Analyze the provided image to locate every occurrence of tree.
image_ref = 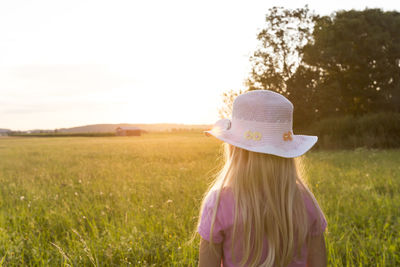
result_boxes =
[247,6,315,96]
[220,6,315,128]
[221,8,400,129]
[302,9,400,117]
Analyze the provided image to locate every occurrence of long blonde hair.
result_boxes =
[198,143,322,267]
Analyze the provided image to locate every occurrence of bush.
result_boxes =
[309,112,400,149]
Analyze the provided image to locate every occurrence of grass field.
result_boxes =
[0,133,399,266]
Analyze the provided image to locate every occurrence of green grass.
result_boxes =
[0,133,399,266]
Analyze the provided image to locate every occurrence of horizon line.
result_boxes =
[1,121,215,132]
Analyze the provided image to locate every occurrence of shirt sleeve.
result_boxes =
[303,191,327,236]
[197,190,225,243]
[309,200,327,236]
[311,213,327,236]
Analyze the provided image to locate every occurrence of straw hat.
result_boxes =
[205,90,317,158]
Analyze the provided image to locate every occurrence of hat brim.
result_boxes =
[205,129,317,158]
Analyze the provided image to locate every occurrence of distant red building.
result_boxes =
[115,127,141,136]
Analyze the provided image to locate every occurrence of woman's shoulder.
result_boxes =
[198,187,235,242]
[204,187,235,210]
[203,187,235,225]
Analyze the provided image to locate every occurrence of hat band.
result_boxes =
[230,117,292,142]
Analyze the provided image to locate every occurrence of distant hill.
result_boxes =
[57,123,211,133]
[0,128,10,132]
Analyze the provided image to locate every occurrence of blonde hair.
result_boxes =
[198,143,323,267]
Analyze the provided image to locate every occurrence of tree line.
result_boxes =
[222,7,400,134]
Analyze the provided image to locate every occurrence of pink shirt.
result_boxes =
[198,188,327,267]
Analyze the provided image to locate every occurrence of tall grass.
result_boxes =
[0,133,399,266]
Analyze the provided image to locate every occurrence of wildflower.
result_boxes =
[74,192,78,196]
[20,196,25,200]
[166,199,173,204]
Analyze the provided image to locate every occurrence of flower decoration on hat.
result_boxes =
[206,118,231,137]
[244,130,262,141]
[245,130,253,140]
[283,131,293,141]
[253,131,262,141]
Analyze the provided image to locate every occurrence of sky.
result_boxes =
[1,0,399,130]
